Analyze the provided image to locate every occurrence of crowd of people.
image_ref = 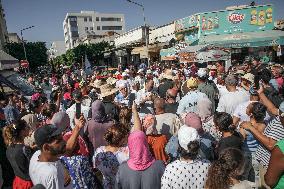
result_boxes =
[0,57,284,189]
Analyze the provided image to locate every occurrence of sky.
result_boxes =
[3,0,284,46]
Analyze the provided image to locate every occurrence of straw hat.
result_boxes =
[106,77,117,85]
[186,77,198,89]
[242,73,255,83]
[162,69,174,80]
[91,80,103,88]
[100,84,118,98]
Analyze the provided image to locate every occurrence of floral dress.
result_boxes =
[60,155,100,189]
[93,146,129,189]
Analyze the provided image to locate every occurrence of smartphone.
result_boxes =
[128,93,135,108]
[75,103,81,119]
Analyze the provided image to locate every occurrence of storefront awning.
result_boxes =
[178,44,208,53]
[199,30,284,48]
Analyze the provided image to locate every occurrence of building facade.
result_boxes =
[0,0,8,50]
[48,41,66,60]
[7,33,21,43]
[63,11,125,50]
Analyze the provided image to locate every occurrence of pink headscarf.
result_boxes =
[127,131,155,171]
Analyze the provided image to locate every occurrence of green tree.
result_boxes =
[5,42,48,72]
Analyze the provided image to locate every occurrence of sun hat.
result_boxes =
[91,80,103,88]
[197,68,208,78]
[106,77,117,85]
[242,73,254,83]
[100,84,118,98]
[178,126,200,151]
[186,77,198,89]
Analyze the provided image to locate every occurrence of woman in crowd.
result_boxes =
[197,97,222,141]
[86,100,114,155]
[115,104,165,189]
[93,125,129,189]
[142,114,168,164]
[3,120,33,189]
[239,102,266,184]
[60,128,100,189]
[214,112,243,156]
[41,103,57,124]
[206,148,253,189]
[161,125,210,188]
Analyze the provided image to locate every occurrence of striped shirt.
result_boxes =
[256,116,284,167]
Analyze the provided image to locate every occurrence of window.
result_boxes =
[69,17,77,22]
[102,26,122,30]
[85,27,88,31]
[70,26,78,31]
[90,27,93,31]
[101,17,122,22]
[96,17,99,21]
[97,26,100,30]
[89,17,92,22]
[84,17,88,22]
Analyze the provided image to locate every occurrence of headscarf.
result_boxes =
[196,98,212,121]
[51,111,70,131]
[142,114,157,135]
[184,112,202,132]
[91,100,109,123]
[127,131,155,171]
[63,131,89,157]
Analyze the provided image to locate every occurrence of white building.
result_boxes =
[48,41,66,60]
[63,11,125,50]
[114,26,147,47]
[7,33,21,43]
[0,0,8,49]
[149,22,175,45]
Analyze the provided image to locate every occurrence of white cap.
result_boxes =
[125,69,130,73]
[146,70,152,74]
[178,126,200,151]
[197,68,208,78]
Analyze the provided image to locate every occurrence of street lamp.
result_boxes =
[20,26,35,61]
[126,0,149,67]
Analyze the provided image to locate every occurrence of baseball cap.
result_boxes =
[34,124,63,148]
[197,68,208,78]
[242,73,255,83]
[225,75,238,86]
[186,78,198,89]
[178,126,200,151]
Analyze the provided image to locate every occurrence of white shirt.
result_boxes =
[66,103,90,129]
[217,89,249,115]
[29,150,71,189]
[177,90,209,115]
[233,101,255,124]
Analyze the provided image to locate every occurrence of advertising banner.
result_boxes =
[200,5,274,36]
[175,15,200,32]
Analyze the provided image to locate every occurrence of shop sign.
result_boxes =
[200,4,274,36]
[228,12,245,24]
[175,14,199,32]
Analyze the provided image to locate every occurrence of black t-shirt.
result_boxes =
[217,132,243,155]
[164,103,178,114]
[6,144,33,181]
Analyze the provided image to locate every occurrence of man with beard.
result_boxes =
[29,124,71,188]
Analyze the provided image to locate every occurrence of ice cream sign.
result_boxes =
[228,12,245,24]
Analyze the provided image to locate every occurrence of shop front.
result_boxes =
[197,4,283,63]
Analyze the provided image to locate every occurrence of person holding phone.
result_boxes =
[66,90,91,130]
